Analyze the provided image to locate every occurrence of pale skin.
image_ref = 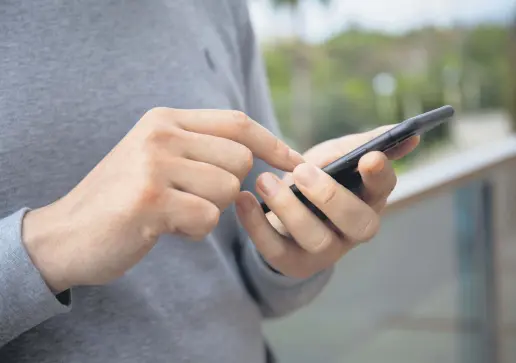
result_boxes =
[237,127,419,279]
[22,108,419,293]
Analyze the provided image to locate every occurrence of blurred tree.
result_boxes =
[462,25,510,110]
[263,19,511,160]
[270,0,331,150]
[510,13,516,130]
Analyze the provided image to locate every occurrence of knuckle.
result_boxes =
[142,107,181,131]
[313,230,334,253]
[145,106,175,120]
[199,204,220,233]
[272,137,288,158]
[136,180,163,210]
[239,147,254,174]
[144,129,168,146]
[232,110,251,130]
[143,126,184,150]
[142,107,168,125]
[319,183,339,206]
[272,137,281,154]
[226,175,242,199]
[140,224,162,244]
[355,213,380,242]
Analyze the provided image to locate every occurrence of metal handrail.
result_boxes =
[386,135,516,213]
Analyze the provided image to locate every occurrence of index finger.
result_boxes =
[170,108,304,171]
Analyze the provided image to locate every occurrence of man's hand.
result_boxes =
[22,108,304,293]
[236,126,419,279]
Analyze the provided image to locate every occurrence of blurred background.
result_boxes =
[248,0,516,362]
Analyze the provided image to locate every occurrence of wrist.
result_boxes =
[22,204,71,294]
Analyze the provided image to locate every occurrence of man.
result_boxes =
[0,1,418,362]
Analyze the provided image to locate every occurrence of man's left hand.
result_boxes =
[235,125,420,279]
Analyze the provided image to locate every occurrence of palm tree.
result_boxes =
[270,0,331,150]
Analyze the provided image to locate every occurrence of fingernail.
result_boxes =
[258,173,280,197]
[236,195,254,214]
[288,149,305,167]
[294,163,321,188]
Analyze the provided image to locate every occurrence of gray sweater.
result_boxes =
[0,1,332,362]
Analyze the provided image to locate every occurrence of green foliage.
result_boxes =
[263,23,512,150]
[463,25,511,110]
[510,17,516,130]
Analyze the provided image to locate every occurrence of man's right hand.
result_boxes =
[22,108,303,293]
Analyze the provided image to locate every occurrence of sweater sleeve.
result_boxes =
[236,4,333,319]
[0,208,71,347]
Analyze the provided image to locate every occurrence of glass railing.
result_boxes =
[264,136,516,363]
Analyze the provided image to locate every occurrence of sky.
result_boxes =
[249,0,515,43]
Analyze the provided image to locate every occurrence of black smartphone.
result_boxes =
[260,105,455,220]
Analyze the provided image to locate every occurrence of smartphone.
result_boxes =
[260,105,455,220]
